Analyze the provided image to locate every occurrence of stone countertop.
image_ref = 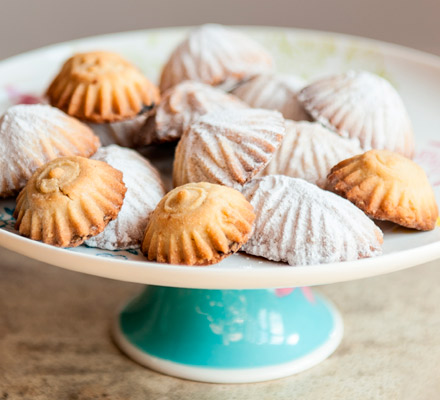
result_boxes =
[1,247,439,399]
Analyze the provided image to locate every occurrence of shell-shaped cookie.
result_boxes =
[0,104,100,198]
[136,81,248,146]
[231,73,310,121]
[326,149,439,230]
[85,145,165,250]
[298,70,414,158]
[14,156,127,247]
[242,175,383,265]
[141,182,255,265]
[159,24,274,93]
[46,51,160,123]
[173,108,286,189]
[262,121,363,187]
[88,114,148,148]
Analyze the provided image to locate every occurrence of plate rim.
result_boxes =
[1,227,439,289]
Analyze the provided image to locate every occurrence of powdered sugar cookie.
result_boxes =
[242,175,383,265]
[159,24,274,92]
[0,104,100,198]
[232,73,309,121]
[137,81,247,146]
[85,145,165,250]
[173,108,286,189]
[298,70,414,158]
[261,120,363,187]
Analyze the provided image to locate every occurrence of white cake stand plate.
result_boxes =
[1,26,440,383]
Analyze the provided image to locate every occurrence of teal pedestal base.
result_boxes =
[113,286,343,383]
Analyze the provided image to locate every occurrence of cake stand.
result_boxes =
[1,26,440,383]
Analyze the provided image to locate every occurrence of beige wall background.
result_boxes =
[1,0,440,59]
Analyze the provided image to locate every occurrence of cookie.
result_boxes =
[231,73,309,121]
[159,24,274,92]
[173,108,286,189]
[326,149,438,230]
[298,70,414,158]
[242,175,383,265]
[14,156,126,247]
[46,51,160,123]
[0,104,100,198]
[141,182,255,265]
[85,145,165,250]
[136,80,247,146]
[261,120,363,187]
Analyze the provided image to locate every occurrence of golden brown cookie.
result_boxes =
[46,51,160,123]
[0,104,100,198]
[326,149,438,230]
[141,182,255,265]
[159,24,274,92]
[14,156,127,247]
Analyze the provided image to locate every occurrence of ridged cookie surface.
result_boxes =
[14,156,126,247]
[173,108,286,189]
[327,149,438,230]
[242,175,383,265]
[142,182,255,265]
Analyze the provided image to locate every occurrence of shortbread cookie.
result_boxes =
[327,149,438,230]
[261,121,363,187]
[159,24,274,92]
[85,145,165,250]
[136,81,248,146]
[231,73,309,121]
[173,108,286,189]
[0,104,100,198]
[242,175,383,265]
[298,70,414,158]
[14,156,126,247]
[141,182,255,265]
[47,51,160,123]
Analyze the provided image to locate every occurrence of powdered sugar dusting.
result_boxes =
[137,81,248,146]
[262,120,363,187]
[173,108,286,189]
[0,104,99,197]
[242,175,383,266]
[85,145,165,250]
[232,73,310,121]
[298,70,414,158]
[160,24,274,92]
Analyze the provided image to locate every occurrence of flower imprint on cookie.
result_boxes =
[36,159,81,194]
[164,184,208,213]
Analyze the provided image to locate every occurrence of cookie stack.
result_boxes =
[1,24,437,267]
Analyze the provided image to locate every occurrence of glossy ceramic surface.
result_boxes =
[113,286,343,383]
[0,27,440,289]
